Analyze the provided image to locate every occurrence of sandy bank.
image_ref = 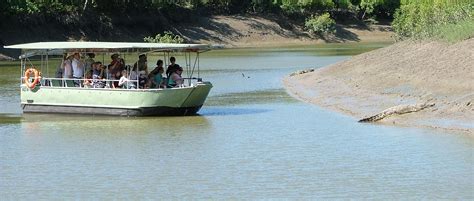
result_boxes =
[178,15,393,48]
[284,39,474,134]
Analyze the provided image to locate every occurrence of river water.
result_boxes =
[1,43,473,199]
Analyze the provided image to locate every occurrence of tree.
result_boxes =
[359,0,376,20]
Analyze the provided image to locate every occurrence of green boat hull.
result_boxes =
[20,82,213,116]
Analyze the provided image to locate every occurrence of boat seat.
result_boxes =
[50,80,62,87]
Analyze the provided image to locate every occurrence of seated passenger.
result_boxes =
[92,62,105,88]
[118,70,136,89]
[167,67,184,88]
[166,56,180,78]
[83,71,93,88]
[149,60,165,88]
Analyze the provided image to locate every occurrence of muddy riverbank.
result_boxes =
[284,39,474,134]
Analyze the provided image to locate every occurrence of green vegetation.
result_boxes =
[0,0,399,18]
[1,0,472,42]
[433,19,474,42]
[144,31,185,43]
[305,13,336,34]
[392,0,474,42]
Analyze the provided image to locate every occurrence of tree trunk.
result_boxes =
[83,0,88,11]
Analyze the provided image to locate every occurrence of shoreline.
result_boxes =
[184,15,394,48]
[283,39,474,135]
[1,15,394,58]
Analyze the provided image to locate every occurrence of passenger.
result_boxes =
[62,53,73,79]
[166,56,180,78]
[167,67,184,88]
[84,53,95,74]
[129,65,138,84]
[118,70,136,89]
[92,62,105,88]
[148,60,165,88]
[108,53,125,87]
[55,53,67,78]
[72,52,85,87]
[133,54,148,89]
[83,71,93,88]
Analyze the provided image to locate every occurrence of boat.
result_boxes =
[4,41,215,116]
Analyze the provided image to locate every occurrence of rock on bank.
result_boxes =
[284,39,474,134]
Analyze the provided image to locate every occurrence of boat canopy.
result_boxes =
[4,41,212,50]
[4,41,220,59]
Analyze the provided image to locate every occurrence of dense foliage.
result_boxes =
[392,0,474,41]
[304,13,336,34]
[0,0,399,19]
[2,0,472,42]
[143,31,185,43]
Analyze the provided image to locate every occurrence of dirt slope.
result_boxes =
[284,39,474,134]
[0,14,393,57]
[177,15,393,47]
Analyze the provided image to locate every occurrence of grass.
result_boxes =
[433,19,474,43]
[393,1,473,42]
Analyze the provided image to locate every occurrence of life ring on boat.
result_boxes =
[24,68,41,89]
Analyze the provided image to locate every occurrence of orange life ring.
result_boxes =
[24,68,41,89]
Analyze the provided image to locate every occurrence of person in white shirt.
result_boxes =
[71,53,85,87]
[118,70,136,89]
[72,53,84,78]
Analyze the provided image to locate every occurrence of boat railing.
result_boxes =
[21,77,138,89]
[21,77,204,89]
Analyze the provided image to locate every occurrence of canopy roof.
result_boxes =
[5,42,220,59]
[4,41,213,51]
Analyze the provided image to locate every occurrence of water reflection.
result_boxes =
[0,113,22,124]
[200,107,271,116]
[20,114,212,135]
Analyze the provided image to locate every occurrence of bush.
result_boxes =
[392,1,474,41]
[433,19,474,43]
[299,0,335,11]
[144,31,185,43]
[280,0,302,15]
[304,13,336,34]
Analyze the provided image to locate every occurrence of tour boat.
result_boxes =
[4,41,215,116]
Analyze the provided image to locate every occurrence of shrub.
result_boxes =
[304,13,336,34]
[144,31,185,43]
[433,19,474,43]
[359,0,376,19]
[392,1,474,41]
[281,1,302,16]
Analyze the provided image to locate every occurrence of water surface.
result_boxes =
[1,43,472,199]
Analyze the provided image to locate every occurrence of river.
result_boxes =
[0,43,472,199]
